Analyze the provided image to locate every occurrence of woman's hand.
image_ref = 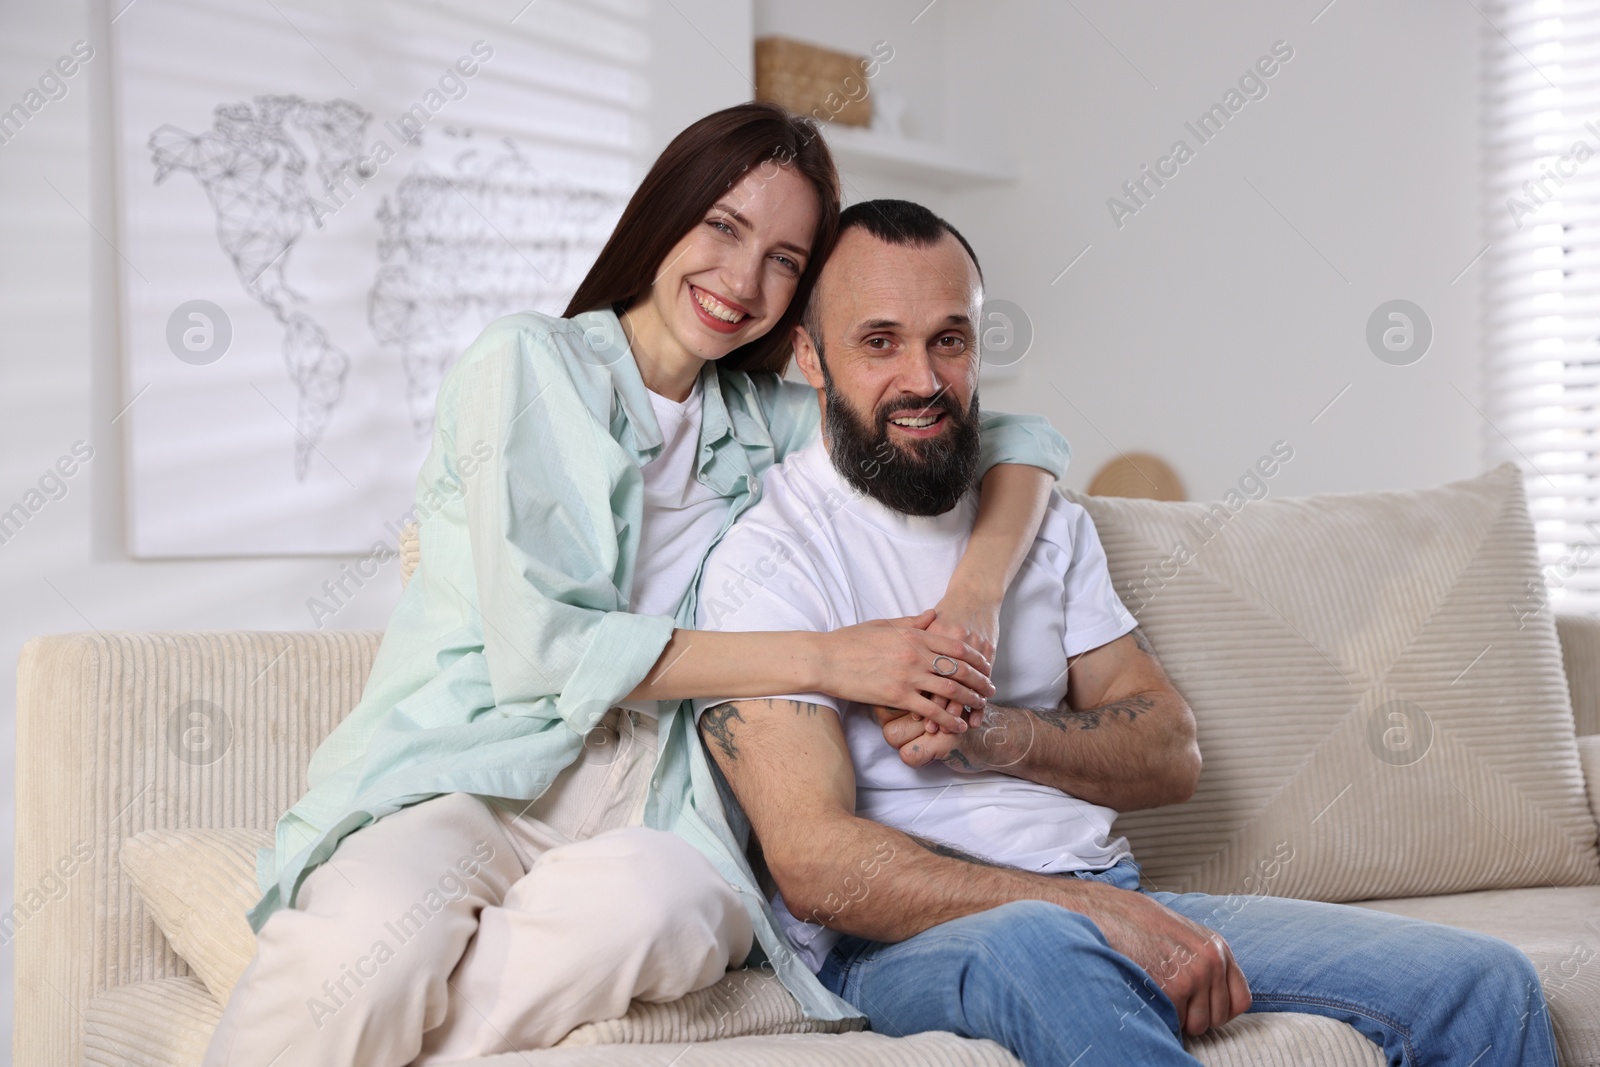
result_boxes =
[820,609,994,732]
[917,578,1005,733]
[930,579,1002,667]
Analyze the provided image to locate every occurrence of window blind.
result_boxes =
[1485,0,1600,615]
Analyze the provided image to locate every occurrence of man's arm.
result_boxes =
[885,627,1201,810]
[698,697,1247,1036]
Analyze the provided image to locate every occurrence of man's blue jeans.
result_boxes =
[816,859,1558,1066]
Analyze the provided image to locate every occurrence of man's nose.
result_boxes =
[892,344,944,398]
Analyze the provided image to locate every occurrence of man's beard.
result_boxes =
[822,364,981,517]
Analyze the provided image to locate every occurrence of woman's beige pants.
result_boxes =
[203,709,752,1066]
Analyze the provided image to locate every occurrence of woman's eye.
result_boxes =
[772,254,800,273]
[707,218,734,235]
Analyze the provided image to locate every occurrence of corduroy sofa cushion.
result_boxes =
[82,974,1394,1067]
[119,828,273,1005]
[1062,461,1600,901]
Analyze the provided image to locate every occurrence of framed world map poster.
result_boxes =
[112,0,645,555]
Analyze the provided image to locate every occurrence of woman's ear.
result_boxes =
[792,323,826,389]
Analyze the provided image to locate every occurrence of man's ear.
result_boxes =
[792,323,827,390]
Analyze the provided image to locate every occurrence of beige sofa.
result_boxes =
[14,462,1600,1066]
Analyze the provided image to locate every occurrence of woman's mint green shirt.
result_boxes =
[249,308,1070,1021]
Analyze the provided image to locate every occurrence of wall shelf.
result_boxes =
[821,123,1018,189]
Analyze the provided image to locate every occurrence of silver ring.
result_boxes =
[932,655,959,677]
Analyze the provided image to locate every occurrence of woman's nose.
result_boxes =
[722,248,764,301]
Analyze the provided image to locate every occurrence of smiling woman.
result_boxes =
[564,105,838,383]
[208,102,1074,1067]
[617,163,821,399]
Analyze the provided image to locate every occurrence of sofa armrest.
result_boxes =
[13,631,381,1067]
[1556,613,1600,737]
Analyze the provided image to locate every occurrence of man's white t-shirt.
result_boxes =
[693,436,1139,971]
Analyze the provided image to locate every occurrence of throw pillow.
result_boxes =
[1062,461,1600,901]
[120,828,271,1005]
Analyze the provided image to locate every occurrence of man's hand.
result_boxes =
[873,629,1201,810]
[872,705,985,771]
[1070,879,1252,1036]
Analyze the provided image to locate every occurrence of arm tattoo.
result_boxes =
[904,831,1007,870]
[1035,629,1159,734]
[942,747,976,771]
[1034,693,1155,732]
[699,702,745,762]
[699,698,824,763]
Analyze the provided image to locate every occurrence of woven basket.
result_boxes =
[755,36,873,128]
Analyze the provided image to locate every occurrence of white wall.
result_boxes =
[0,0,750,1050]
[757,0,1485,501]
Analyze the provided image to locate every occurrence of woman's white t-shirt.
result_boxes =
[628,376,727,617]
[611,375,720,716]
[614,378,727,721]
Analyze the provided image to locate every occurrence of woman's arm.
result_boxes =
[930,409,1067,668]
[624,611,995,730]
[630,466,1062,724]
[935,462,1057,663]
[670,468,1054,735]
[924,411,1068,728]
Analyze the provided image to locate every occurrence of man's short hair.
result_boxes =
[801,199,984,354]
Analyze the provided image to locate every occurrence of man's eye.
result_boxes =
[866,337,890,349]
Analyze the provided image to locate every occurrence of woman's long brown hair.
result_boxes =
[564,102,840,375]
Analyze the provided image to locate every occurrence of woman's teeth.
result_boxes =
[694,288,746,323]
[890,414,940,428]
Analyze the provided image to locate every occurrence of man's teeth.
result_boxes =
[694,288,746,323]
[890,414,940,428]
